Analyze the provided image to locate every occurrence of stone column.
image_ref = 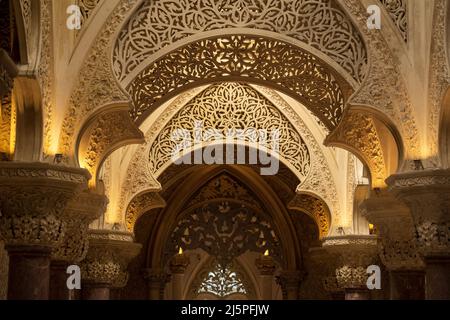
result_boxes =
[276,271,303,300]
[169,252,190,300]
[144,269,171,300]
[0,163,90,300]
[361,193,425,300]
[49,192,108,300]
[323,236,378,300]
[388,170,450,300]
[81,230,142,300]
[255,254,276,300]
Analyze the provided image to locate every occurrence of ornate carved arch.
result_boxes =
[76,104,144,187]
[113,0,368,84]
[325,107,402,188]
[288,193,332,239]
[125,191,166,232]
[147,166,302,271]
[128,34,353,130]
[149,82,311,180]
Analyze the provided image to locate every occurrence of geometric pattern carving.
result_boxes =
[380,0,408,42]
[325,110,387,188]
[197,262,247,298]
[288,194,332,239]
[125,192,166,232]
[149,82,311,179]
[113,0,367,83]
[129,35,350,130]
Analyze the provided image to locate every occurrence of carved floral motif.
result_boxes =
[113,0,367,84]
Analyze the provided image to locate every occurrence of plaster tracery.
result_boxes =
[113,0,367,84]
[149,82,311,180]
[288,194,331,239]
[165,174,282,266]
[326,110,387,188]
[197,262,248,298]
[380,0,408,42]
[342,0,419,158]
[129,35,350,130]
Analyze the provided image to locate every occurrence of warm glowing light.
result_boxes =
[179,247,184,255]
[369,224,375,235]
[264,250,270,257]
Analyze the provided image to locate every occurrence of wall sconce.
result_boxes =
[413,160,424,171]
[53,153,63,164]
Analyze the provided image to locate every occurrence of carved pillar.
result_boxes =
[0,163,90,300]
[144,269,171,300]
[81,230,141,300]
[276,271,303,300]
[255,254,276,300]
[388,170,450,300]
[361,194,425,300]
[323,236,378,300]
[169,252,190,300]
[49,192,108,300]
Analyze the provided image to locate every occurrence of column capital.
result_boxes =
[52,192,109,263]
[322,236,378,290]
[387,169,450,257]
[81,230,141,288]
[0,163,90,249]
[360,194,424,271]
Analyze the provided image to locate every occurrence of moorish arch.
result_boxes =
[144,165,304,272]
[58,0,406,197]
[112,82,348,230]
[113,0,368,84]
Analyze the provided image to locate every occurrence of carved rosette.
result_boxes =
[387,170,450,258]
[81,230,142,288]
[0,163,90,249]
[323,236,378,290]
[52,192,109,263]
